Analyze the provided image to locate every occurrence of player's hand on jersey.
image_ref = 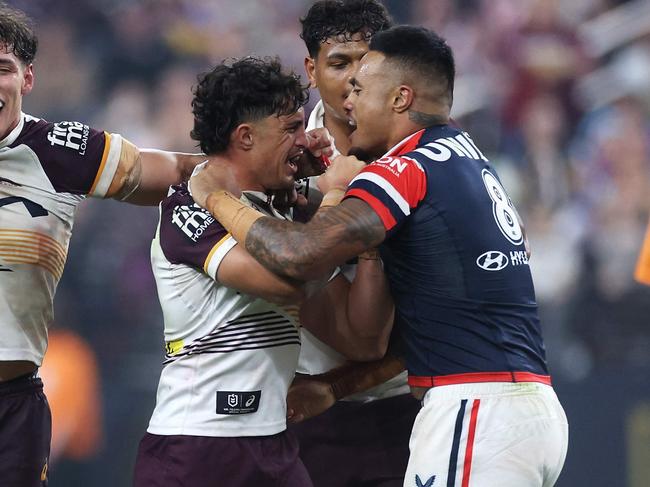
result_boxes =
[286,374,337,423]
[296,128,334,179]
[272,185,307,213]
[190,163,241,209]
[317,154,366,195]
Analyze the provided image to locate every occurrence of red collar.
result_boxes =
[383,129,426,158]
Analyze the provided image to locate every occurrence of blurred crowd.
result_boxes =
[9,0,650,483]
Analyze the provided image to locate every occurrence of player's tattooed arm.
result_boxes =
[245,197,386,281]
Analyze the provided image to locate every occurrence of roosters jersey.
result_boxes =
[297,100,409,400]
[0,113,123,365]
[148,173,301,437]
[344,125,548,379]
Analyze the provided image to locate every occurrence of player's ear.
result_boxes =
[304,57,317,88]
[232,123,254,151]
[392,85,413,114]
[21,64,34,95]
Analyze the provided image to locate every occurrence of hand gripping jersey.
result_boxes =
[148,175,301,437]
[344,125,549,382]
[297,100,409,400]
[0,113,123,365]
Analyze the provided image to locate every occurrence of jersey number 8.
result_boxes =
[481,169,523,245]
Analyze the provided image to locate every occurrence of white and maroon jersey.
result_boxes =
[0,113,123,365]
[147,173,301,437]
[297,100,409,401]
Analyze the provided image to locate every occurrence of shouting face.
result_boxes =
[249,108,308,191]
[345,50,395,161]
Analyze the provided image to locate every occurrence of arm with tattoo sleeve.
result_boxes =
[221,196,386,281]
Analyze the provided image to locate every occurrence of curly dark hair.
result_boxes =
[0,3,37,65]
[371,26,455,104]
[300,0,392,58]
[191,57,309,155]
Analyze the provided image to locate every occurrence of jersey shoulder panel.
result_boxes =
[158,183,233,277]
[345,154,427,232]
[10,115,120,196]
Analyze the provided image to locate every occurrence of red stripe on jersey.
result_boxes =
[363,158,427,208]
[461,399,481,487]
[345,188,397,230]
[407,371,552,387]
[387,129,425,157]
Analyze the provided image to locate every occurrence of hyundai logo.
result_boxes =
[476,251,509,271]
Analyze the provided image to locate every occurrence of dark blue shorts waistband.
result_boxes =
[0,372,42,396]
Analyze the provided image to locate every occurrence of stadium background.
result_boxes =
[8,0,650,485]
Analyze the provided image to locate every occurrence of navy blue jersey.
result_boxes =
[344,125,548,379]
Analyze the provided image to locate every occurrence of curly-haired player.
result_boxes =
[133,56,394,487]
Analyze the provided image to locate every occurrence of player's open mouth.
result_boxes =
[0,100,4,111]
[287,150,303,172]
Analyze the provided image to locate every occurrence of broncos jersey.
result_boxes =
[0,113,123,365]
[147,172,301,437]
[344,125,548,382]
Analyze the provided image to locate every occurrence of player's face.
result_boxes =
[306,33,369,127]
[0,46,33,141]
[345,51,394,161]
[252,108,307,191]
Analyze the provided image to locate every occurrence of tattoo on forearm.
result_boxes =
[245,200,384,279]
[408,110,447,127]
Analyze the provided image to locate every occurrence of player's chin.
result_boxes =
[348,145,372,163]
[277,176,296,189]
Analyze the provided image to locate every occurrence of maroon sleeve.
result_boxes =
[159,185,231,271]
[12,117,110,195]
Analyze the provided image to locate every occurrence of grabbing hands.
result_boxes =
[286,374,337,423]
[317,154,367,195]
[296,127,335,180]
[190,163,241,209]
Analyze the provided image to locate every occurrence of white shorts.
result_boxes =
[405,382,568,487]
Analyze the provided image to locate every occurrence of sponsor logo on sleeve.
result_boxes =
[47,121,90,155]
[171,203,215,242]
[216,391,261,415]
[375,156,409,176]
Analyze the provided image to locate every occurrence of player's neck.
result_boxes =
[322,111,352,156]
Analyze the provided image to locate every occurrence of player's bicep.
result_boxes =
[299,273,348,342]
[217,244,306,305]
[108,145,204,205]
[105,138,141,202]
